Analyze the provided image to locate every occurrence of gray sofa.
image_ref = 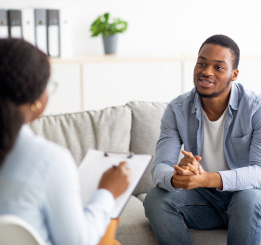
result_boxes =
[30,101,227,245]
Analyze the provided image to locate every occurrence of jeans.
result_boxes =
[144,187,261,245]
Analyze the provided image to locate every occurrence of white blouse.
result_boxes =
[0,125,115,245]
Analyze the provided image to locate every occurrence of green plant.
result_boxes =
[90,13,128,38]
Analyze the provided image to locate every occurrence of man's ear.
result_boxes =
[232,69,239,81]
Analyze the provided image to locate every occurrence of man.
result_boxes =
[144,34,261,245]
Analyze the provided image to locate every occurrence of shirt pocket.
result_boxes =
[230,133,252,164]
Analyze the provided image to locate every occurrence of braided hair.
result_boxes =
[0,38,50,163]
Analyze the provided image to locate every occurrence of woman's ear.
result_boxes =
[30,89,48,121]
[19,88,49,123]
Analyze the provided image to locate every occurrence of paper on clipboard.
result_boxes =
[78,149,152,219]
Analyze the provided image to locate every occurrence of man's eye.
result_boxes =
[216,66,224,70]
[197,62,204,67]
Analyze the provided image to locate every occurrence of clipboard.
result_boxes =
[78,149,152,219]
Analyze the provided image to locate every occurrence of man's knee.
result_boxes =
[229,189,261,218]
[144,187,175,217]
[227,189,261,244]
[144,187,168,210]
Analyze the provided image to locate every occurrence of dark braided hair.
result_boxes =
[198,34,240,69]
[0,38,50,163]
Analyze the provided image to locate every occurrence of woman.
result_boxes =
[0,38,130,245]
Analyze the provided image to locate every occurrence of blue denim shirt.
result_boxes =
[152,82,261,192]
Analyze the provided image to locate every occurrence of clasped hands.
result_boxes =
[172,150,206,189]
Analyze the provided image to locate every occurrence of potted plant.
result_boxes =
[90,13,128,54]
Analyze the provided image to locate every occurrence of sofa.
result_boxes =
[30,101,227,245]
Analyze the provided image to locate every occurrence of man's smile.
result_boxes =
[198,77,215,88]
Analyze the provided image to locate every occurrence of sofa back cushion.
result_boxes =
[127,101,167,195]
[30,106,132,165]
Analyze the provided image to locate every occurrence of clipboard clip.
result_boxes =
[104,152,134,158]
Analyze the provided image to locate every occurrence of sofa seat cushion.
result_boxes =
[116,196,158,245]
[190,229,227,245]
[30,106,132,165]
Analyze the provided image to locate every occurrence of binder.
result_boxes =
[35,9,47,54]
[47,9,60,57]
[78,149,152,219]
[22,9,35,45]
[0,10,8,38]
[59,9,73,58]
[8,10,22,38]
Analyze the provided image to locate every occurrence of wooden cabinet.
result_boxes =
[46,56,183,114]
[82,59,182,110]
[45,56,261,115]
[237,59,261,91]
[44,62,81,114]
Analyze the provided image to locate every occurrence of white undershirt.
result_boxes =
[200,108,229,172]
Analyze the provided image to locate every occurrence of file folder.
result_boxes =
[47,9,60,57]
[22,9,35,45]
[59,9,73,58]
[8,10,22,38]
[0,10,8,38]
[35,9,47,54]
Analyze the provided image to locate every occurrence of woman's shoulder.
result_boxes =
[22,125,71,158]
[4,125,76,181]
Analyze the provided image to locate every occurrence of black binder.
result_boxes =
[7,10,22,38]
[0,9,8,38]
[47,9,60,57]
[35,9,47,53]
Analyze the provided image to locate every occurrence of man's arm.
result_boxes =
[219,106,261,191]
[152,104,183,192]
[173,106,261,192]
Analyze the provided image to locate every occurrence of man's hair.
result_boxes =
[198,34,240,69]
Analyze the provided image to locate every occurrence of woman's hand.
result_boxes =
[98,162,131,199]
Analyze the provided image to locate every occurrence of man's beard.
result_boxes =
[195,78,232,99]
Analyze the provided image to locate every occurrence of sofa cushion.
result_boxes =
[30,106,132,165]
[116,196,158,245]
[127,101,167,155]
[190,229,227,245]
[127,101,167,196]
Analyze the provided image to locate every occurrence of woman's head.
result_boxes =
[0,38,50,163]
[0,38,50,104]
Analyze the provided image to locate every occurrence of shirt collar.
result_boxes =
[228,82,239,111]
[191,88,201,113]
[192,82,239,113]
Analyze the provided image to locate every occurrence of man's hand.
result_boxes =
[178,150,204,175]
[172,168,223,189]
[172,167,206,189]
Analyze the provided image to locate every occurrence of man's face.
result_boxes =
[193,44,238,99]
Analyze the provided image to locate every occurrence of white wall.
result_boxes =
[2,0,261,113]
[2,0,261,57]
